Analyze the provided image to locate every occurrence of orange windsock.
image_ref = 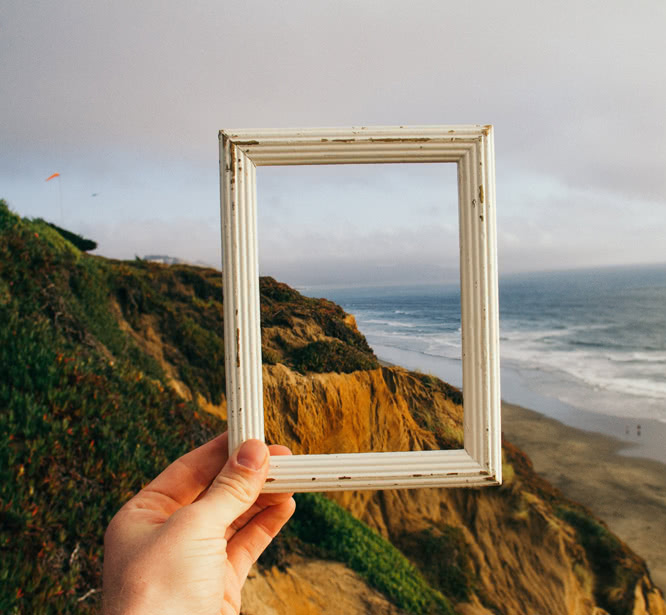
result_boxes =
[45,173,60,182]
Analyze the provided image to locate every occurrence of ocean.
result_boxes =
[301,264,666,462]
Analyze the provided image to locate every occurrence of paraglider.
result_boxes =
[45,172,60,182]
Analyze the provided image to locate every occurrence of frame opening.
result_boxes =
[257,161,463,455]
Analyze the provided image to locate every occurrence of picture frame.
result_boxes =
[219,125,500,492]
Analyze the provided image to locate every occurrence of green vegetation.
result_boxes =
[412,371,463,406]
[260,276,380,371]
[0,200,450,613]
[1,200,654,614]
[0,200,224,613]
[287,493,455,615]
[396,525,476,602]
[44,221,98,251]
[292,339,380,374]
[556,505,644,615]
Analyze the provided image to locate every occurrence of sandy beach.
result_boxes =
[502,402,666,594]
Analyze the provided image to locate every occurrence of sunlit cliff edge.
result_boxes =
[1,200,664,614]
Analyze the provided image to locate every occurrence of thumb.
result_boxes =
[194,439,270,530]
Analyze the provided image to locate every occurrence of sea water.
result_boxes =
[301,264,666,459]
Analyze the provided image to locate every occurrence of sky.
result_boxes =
[1,0,665,288]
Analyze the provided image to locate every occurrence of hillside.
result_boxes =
[1,199,664,615]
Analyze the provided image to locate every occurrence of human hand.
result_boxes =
[102,433,295,615]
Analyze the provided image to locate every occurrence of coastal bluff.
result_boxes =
[257,365,665,615]
[1,201,663,614]
[109,255,665,613]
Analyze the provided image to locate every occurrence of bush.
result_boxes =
[0,201,225,613]
[397,525,476,602]
[292,339,379,374]
[45,221,97,252]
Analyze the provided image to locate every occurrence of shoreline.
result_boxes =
[378,354,666,592]
[374,343,666,465]
[501,401,666,594]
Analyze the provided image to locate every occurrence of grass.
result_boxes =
[1,199,655,614]
[286,493,455,615]
[396,524,476,603]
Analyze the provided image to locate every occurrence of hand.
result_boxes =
[102,433,295,615]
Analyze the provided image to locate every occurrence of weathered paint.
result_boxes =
[218,125,500,492]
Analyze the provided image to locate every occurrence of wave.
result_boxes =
[370,323,666,404]
[337,274,666,421]
[500,344,666,402]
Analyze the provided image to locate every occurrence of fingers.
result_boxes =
[224,444,294,541]
[226,497,296,585]
[128,433,229,513]
[192,439,271,530]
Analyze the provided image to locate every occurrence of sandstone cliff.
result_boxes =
[257,364,665,615]
[106,259,665,615]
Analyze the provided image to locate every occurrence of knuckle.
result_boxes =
[212,472,257,505]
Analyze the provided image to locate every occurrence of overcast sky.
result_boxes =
[2,0,665,287]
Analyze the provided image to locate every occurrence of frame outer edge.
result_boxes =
[222,135,265,452]
[220,126,501,489]
[220,134,239,449]
[475,138,490,472]
[484,128,502,482]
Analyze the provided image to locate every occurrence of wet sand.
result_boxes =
[502,402,666,593]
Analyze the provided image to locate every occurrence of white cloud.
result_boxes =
[1,0,665,282]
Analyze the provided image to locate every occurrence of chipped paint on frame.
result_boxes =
[218,125,500,492]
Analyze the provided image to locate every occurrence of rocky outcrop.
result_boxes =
[242,557,407,615]
[257,364,665,615]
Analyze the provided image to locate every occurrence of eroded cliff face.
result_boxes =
[257,364,665,615]
[262,364,460,455]
[105,265,664,615]
[242,557,407,615]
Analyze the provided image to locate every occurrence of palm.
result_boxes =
[103,433,295,615]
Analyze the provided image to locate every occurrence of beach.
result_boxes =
[502,401,666,594]
[311,270,666,594]
[375,355,666,591]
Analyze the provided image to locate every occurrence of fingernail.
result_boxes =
[236,439,268,471]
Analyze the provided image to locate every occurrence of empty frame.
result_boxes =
[219,125,501,492]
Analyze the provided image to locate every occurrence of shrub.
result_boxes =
[397,525,476,602]
[45,221,97,252]
[292,339,379,374]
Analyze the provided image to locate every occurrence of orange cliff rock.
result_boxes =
[262,364,458,455]
[256,364,665,615]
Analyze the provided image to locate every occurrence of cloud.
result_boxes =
[1,0,665,280]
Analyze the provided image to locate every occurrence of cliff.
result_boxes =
[1,200,664,614]
[257,365,665,615]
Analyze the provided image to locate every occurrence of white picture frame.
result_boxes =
[219,125,501,492]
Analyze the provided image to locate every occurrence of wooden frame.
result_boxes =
[219,125,500,492]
